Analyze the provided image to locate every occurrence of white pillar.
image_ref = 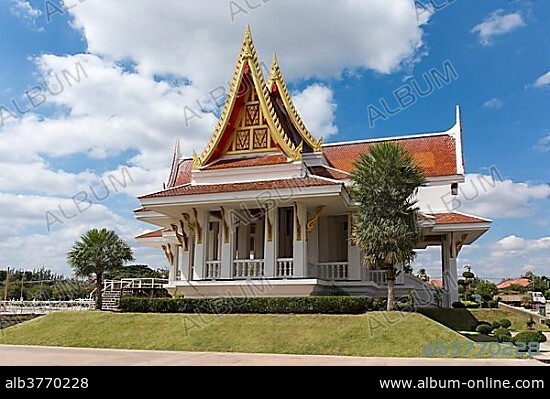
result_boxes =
[442,233,459,308]
[264,207,277,278]
[193,209,209,280]
[221,208,234,279]
[348,214,361,280]
[169,245,179,284]
[307,213,319,279]
[180,244,190,281]
[293,203,308,278]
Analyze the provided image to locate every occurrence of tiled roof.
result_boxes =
[205,154,289,170]
[432,213,491,225]
[140,177,340,200]
[429,280,444,288]
[136,229,165,239]
[309,166,350,181]
[497,278,531,290]
[323,134,458,177]
[173,159,194,187]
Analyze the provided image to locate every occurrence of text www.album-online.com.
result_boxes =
[380,378,545,390]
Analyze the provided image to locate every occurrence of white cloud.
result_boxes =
[66,0,428,89]
[536,135,550,153]
[533,71,550,88]
[0,1,435,275]
[453,174,550,219]
[10,0,43,31]
[292,84,338,139]
[471,10,525,46]
[483,98,503,110]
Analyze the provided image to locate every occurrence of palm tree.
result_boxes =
[351,142,426,311]
[67,229,134,310]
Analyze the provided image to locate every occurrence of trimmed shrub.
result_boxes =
[513,331,547,351]
[487,300,499,309]
[499,319,512,329]
[462,301,481,309]
[493,328,512,343]
[452,302,465,309]
[119,297,394,315]
[476,323,494,335]
[372,298,387,311]
[492,321,501,329]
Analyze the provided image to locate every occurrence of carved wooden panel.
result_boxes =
[236,130,250,151]
[253,128,268,149]
[245,104,260,126]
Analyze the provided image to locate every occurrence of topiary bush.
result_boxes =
[492,321,501,329]
[475,322,494,335]
[513,331,547,351]
[120,297,386,315]
[452,301,466,309]
[487,300,499,309]
[462,301,481,309]
[498,319,512,329]
[493,328,512,343]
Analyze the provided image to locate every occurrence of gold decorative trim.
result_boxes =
[349,213,357,247]
[294,202,302,242]
[170,223,188,251]
[306,206,325,240]
[195,26,302,168]
[193,208,203,244]
[182,212,202,244]
[268,53,323,152]
[220,207,230,244]
[162,244,175,266]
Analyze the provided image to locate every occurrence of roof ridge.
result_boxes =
[323,132,451,147]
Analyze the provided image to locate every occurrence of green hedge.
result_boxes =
[119,297,413,315]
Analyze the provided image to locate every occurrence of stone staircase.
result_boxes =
[101,291,121,311]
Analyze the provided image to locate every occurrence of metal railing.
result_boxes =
[0,300,95,315]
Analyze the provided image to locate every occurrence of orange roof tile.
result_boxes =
[136,229,165,239]
[429,280,444,288]
[323,135,458,177]
[173,159,194,187]
[205,154,289,170]
[309,166,350,181]
[432,213,490,225]
[497,278,531,290]
[141,177,340,200]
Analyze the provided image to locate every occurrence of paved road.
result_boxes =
[0,346,546,366]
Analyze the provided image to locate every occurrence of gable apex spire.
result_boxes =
[268,53,323,153]
[193,26,304,169]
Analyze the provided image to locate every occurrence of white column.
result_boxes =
[180,244,190,282]
[264,207,277,278]
[193,209,209,280]
[169,245,179,284]
[348,214,361,281]
[220,208,234,279]
[307,213,319,279]
[442,233,459,308]
[293,203,308,278]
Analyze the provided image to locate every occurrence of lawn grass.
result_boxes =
[420,308,549,332]
[0,312,521,358]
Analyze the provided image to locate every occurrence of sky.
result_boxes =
[0,0,548,281]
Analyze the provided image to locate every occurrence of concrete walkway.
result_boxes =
[0,345,546,366]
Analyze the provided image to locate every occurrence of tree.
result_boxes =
[67,229,134,310]
[476,281,498,302]
[416,268,430,282]
[351,142,426,311]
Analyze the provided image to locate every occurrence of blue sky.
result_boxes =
[0,0,548,280]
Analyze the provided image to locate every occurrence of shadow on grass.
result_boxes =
[419,308,479,332]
